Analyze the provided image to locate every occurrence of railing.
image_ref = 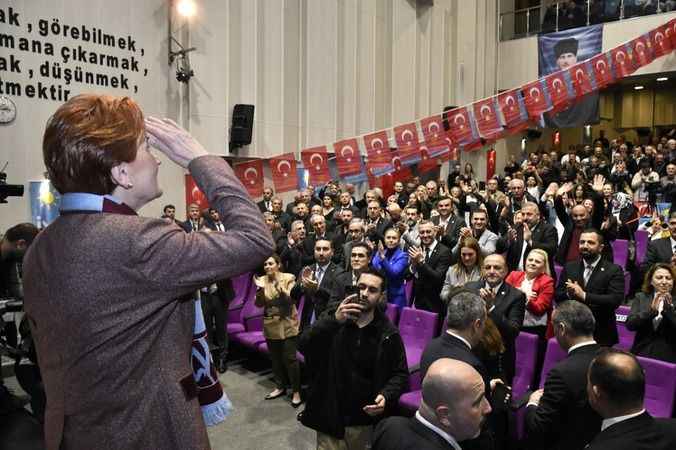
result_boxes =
[500,0,676,41]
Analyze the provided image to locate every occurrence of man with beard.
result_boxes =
[180,203,203,233]
[331,242,373,308]
[555,229,624,346]
[298,268,408,449]
[409,221,452,317]
[432,196,466,255]
[453,209,498,259]
[257,186,274,213]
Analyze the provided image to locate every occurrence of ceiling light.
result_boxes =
[176,0,196,18]
[656,77,668,82]
[634,85,644,90]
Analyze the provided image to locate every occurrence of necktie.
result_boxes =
[315,266,325,285]
[583,264,593,286]
[424,247,431,262]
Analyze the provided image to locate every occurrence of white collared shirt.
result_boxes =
[568,340,597,355]
[447,331,472,350]
[485,281,504,313]
[415,412,462,450]
[601,409,645,431]
[671,237,676,253]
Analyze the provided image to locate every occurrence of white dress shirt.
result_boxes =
[601,409,645,431]
[568,340,597,355]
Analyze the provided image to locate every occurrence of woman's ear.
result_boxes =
[111,163,133,189]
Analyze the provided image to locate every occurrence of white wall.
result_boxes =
[0,0,184,232]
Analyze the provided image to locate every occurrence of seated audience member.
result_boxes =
[497,202,558,274]
[372,359,491,450]
[371,228,409,309]
[466,254,526,383]
[505,249,555,340]
[254,255,302,407]
[586,349,676,450]
[453,209,498,259]
[643,211,676,269]
[626,263,676,363]
[298,268,408,449]
[279,220,310,277]
[525,302,602,450]
[409,220,452,317]
[556,229,624,347]
[440,237,482,304]
[291,238,343,330]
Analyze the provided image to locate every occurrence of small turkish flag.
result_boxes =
[420,115,447,147]
[544,71,575,112]
[590,53,614,88]
[668,17,676,48]
[269,153,298,193]
[333,138,362,176]
[522,79,552,119]
[473,97,503,140]
[446,107,479,146]
[233,159,265,198]
[569,62,597,98]
[630,34,655,68]
[301,146,331,186]
[498,89,528,130]
[185,175,209,210]
[486,148,496,180]
[650,23,673,58]
[610,45,637,78]
[394,122,421,164]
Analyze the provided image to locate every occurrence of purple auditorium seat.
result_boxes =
[614,305,635,351]
[398,390,422,416]
[612,239,629,270]
[385,303,399,325]
[635,230,649,265]
[232,314,265,350]
[538,338,567,389]
[637,356,676,418]
[228,296,263,344]
[398,307,439,369]
[513,333,539,440]
[229,272,254,310]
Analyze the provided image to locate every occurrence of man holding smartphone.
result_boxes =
[298,268,409,450]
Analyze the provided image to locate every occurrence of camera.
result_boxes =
[0,169,24,203]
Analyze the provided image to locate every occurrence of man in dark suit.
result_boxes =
[205,208,226,232]
[643,212,676,269]
[496,202,558,274]
[466,254,526,383]
[180,202,203,233]
[409,220,452,317]
[525,301,602,450]
[257,186,274,213]
[303,214,337,262]
[586,349,676,450]
[279,220,311,277]
[364,200,392,245]
[291,238,343,330]
[555,228,624,347]
[330,242,372,311]
[431,196,466,257]
[342,219,368,271]
[270,197,292,232]
[372,359,492,450]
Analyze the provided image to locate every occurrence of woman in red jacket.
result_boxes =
[505,248,555,340]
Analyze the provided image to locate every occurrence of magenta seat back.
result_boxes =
[615,305,635,350]
[637,356,676,418]
[611,239,629,269]
[398,307,439,349]
[385,303,399,325]
[229,272,255,310]
[635,230,649,264]
[514,332,538,398]
[539,338,567,389]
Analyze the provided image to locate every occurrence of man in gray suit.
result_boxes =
[644,212,676,269]
[452,209,498,259]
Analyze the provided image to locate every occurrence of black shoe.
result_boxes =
[216,359,227,374]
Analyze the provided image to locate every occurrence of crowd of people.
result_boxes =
[2,90,676,450]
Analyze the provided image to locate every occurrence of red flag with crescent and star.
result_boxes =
[420,115,447,147]
[233,159,265,198]
[185,175,209,210]
[486,148,496,180]
[544,71,575,112]
[521,79,552,119]
[668,17,676,48]
[393,122,421,164]
[590,53,614,87]
[446,107,479,146]
[473,97,503,141]
[417,145,437,173]
[333,138,362,176]
[269,153,298,193]
[650,23,673,57]
[301,146,331,186]
[568,61,597,98]
[610,45,637,78]
[363,130,391,165]
[497,89,529,130]
[629,34,655,68]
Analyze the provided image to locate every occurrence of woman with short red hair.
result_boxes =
[23,94,274,450]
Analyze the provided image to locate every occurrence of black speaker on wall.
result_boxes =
[230,104,255,150]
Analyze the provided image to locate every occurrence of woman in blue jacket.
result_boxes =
[371,227,409,308]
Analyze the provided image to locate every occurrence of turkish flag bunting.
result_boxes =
[522,79,552,119]
[650,24,673,57]
[668,17,676,48]
[394,122,421,164]
[630,34,655,68]
[269,153,299,193]
[610,45,637,78]
[333,138,362,176]
[497,89,528,129]
[569,61,597,98]
[446,107,479,146]
[420,115,447,147]
[473,97,504,140]
[234,159,265,198]
[301,146,332,186]
[545,71,575,111]
[486,148,496,180]
[185,175,209,210]
[364,130,391,160]
[590,53,614,87]
[390,148,413,180]
[417,145,438,173]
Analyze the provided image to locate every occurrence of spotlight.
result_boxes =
[176,0,196,18]
[656,77,668,82]
[634,85,644,90]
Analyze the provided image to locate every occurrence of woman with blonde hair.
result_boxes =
[440,236,482,303]
[254,254,302,407]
